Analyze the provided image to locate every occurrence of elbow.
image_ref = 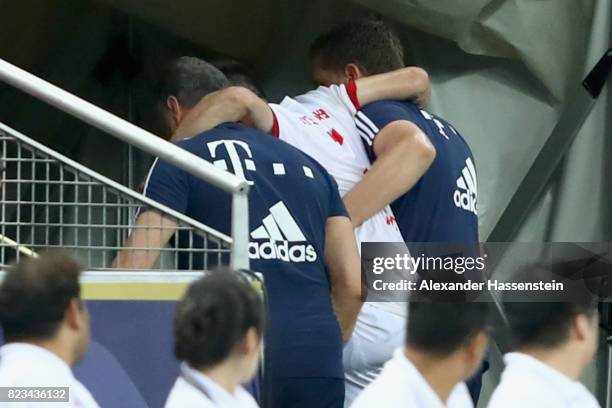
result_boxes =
[395,129,436,164]
[418,136,436,164]
[404,66,431,106]
[411,66,430,88]
[411,138,436,171]
[411,67,430,90]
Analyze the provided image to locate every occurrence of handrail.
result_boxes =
[0,58,251,269]
[0,58,249,194]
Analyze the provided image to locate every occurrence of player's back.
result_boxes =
[144,122,345,378]
[358,101,479,245]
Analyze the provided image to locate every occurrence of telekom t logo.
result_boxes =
[207,140,256,185]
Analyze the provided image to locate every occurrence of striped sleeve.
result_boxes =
[357,101,418,161]
[355,110,381,149]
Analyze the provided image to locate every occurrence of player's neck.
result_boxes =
[518,345,583,381]
[405,347,462,404]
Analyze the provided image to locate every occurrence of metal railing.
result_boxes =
[0,123,233,270]
[0,58,251,270]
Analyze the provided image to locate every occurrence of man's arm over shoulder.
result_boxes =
[345,101,435,226]
[173,86,309,152]
[173,66,430,142]
[311,67,430,119]
[173,87,274,141]
[355,67,430,108]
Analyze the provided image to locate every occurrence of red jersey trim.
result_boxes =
[271,110,280,138]
[345,79,361,110]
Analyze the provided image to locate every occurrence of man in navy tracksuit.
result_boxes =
[355,100,479,247]
[115,57,362,408]
[309,20,485,402]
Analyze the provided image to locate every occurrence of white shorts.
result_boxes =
[343,303,406,407]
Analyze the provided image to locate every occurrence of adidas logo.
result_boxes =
[453,157,478,215]
[249,201,317,263]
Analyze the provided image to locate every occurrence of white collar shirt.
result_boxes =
[0,343,100,408]
[164,363,259,408]
[487,352,600,408]
[350,348,474,408]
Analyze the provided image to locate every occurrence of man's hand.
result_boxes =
[112,211,178,269]
[343,120,435,227]
[172,87,274,141]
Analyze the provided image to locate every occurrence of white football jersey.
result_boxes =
[268,83,403,246]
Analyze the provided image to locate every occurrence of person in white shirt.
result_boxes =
[164,269,263,408]
[351,293,491,408]
[0,252,100,408]
[488,261,601,408]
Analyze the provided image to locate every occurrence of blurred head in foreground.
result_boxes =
[0,252,90,366]
[352,294,490,407]
[407,298,491,384]
[503,261,599,377]
[174,269,265,384]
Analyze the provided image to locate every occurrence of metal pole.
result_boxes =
[231,191,250,270]
[0,58,252,270]
[0,58,249,195]
[0,233,38,258]
[607,336,612,408]
[0,123,231,243]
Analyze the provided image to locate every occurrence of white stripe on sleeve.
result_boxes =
[356,111,380,134]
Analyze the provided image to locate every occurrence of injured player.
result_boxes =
[171,64,435,405]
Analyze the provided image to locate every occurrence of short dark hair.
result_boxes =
[159,56,230,108]
[407,300,490,355]
[212,59,265,98]
[0,252,82,342]
[309,20,405,75]
[174,269,265,369]
[503,262,598,349]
